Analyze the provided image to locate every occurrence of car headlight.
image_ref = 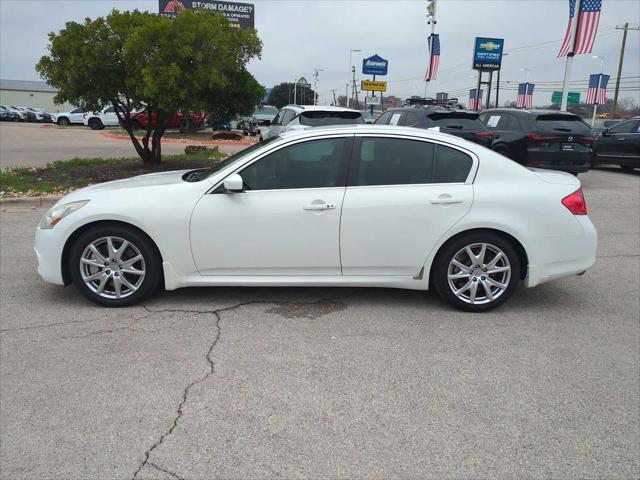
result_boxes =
[38,200,89,229]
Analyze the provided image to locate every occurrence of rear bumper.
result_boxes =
[524,216,598,287]
[525,152,592,173]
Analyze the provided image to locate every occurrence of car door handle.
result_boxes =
[303,202,336,211]
[430,197,464,205]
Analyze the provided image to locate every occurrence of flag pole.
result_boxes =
[424,0,437,98]
[560,0,582,111]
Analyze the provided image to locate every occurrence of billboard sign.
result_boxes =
[361,80,387,92]
[362,54,389,76]
[159,1,255,29]
[472,37,504,71]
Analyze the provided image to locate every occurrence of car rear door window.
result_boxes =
[428,113,484,130]
[240,137,349,190]
[433,145,474,183]
[353,137,435,186]
[496,113,519,130]
[609,120,639,134]
[402,111,421,127]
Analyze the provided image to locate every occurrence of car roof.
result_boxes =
[482,108,580,117]
[282,105,361,114]
[384,106,478,115]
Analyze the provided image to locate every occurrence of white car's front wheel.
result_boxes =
[69,225,162,307]
[433,233,521,312]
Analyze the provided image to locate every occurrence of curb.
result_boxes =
[99,131,256,147]
[0,195,62,208]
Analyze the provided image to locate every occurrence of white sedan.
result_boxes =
[34,125,597,311]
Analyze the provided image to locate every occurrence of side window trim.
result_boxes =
[347,133,479,187]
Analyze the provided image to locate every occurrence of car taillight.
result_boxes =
[527,133,561,141]
[576,135,594,144]
[562,187,587,215]
[474,131,493,137]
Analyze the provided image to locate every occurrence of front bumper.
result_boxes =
[34,226,67,285]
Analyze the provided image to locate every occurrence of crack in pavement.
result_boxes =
[131,290,359,480]
[148,461,185,480]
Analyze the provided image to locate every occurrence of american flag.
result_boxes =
[558,0,602,57]
[516,83,535,109]
[425,34,440,81]
[585,73,610,104]
[468,89,483,110]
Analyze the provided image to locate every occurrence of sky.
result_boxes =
[1,0,639,107]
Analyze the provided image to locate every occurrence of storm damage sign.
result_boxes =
[159,0,255,29]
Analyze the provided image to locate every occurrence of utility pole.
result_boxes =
[424,0,437,98]
[313,68,324,106]
[351,66,357,107]
[612,23,639,117]
[331,89,337,106]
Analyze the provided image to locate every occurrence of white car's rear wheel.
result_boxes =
[433,233,521,312]
[69,225,162,307]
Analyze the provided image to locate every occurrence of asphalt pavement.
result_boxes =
[0,168,638,479]
[0,123,246,169]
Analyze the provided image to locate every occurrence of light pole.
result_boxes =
[591,55,605,127]
[348,48,362,107]
[519,68,531,84]
[313,68,324,106]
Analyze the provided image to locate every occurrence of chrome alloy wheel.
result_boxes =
[79,236,146,299]
[447,243,511,305]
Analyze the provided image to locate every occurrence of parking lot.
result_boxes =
[0,123,246,169]
[0,167,638,478]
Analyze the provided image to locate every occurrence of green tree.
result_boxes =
[37,9,263,166]
[268,82,316,109]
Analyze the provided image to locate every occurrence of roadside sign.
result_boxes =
[551,91,580,104]
[296,77,311,87]
[365,96,381,105]
[361,80,387,92]
[159,0,255,29]
[362,54,389,76]
[472,37,504,71]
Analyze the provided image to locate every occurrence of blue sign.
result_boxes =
[362,54,389,76]
[473,37,504,71]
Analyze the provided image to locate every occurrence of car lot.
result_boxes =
[0,167,638,478]
[0,123,246,169]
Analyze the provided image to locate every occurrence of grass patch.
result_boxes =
[0,151,227,196]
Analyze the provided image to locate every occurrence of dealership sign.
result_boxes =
[361,80,387,92]
[472,37,504,71]
[362,54,389,76]
[159,0,255,29]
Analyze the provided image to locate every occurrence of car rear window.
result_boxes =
[298,111,365,126]
[535,114,591,134]
[428,113,485,130]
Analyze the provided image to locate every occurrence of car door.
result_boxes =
[596,120,640,161]
[340,135,475,276]
[190,135,352,276]
[69,107,85,123]
[101,106,121,126]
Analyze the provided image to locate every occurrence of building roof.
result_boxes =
[0,79,58,93]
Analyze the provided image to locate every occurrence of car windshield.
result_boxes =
[184,137,279,182]
[428,113,484,130]
[535,114,591,134]
[298,111,364,126]
[255,106,278,116]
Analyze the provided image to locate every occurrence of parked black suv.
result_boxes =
[592,118,640,171]
[479,109,593,174]
[374,106,493,148]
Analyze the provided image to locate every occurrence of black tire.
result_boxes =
[88,118,104,130]
[432,232,521,312]
[68,224,163,307]
[57,117,70,127]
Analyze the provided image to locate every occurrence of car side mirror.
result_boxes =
[601,129,610,136]
[223,173,244,193]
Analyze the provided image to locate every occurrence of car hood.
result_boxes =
[62,170,191,201]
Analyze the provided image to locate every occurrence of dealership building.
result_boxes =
[0,79,74,112]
